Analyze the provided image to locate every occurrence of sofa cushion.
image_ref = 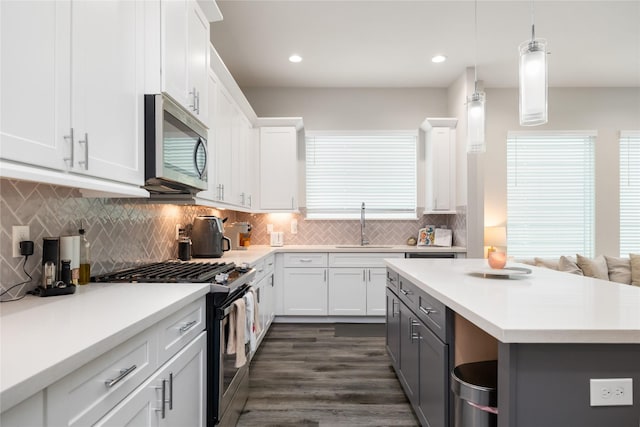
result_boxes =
[534,257,559,270]
[558,256,583,275]
[576,254,609,280]
[630,254,640,287]
[604,255,632,285]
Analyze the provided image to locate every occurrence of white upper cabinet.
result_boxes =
[0,0,146,192]
[159,0,209,121]
[259,127,298,211]
[0,0,71,171]
[422,118,458,213]
[71,0,145,185]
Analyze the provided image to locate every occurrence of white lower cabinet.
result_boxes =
[283,268,328,315]
[95,331,206,427]
[45,299,206,427]
[327,253,404,317]
[0,391,44,426]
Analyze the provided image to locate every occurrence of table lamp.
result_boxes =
[484,226,506,258]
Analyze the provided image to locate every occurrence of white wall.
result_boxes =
[243,87,448,130]
[484,87,640,256]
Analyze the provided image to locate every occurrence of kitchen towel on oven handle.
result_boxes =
[244,289,262,353]
[226,299,247,368]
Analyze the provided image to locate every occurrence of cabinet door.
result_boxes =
[328,268,366,315]
[259,127,297,210]
[231,111,248,206]
[366,268,387,316]
[93,384,158,427]
[385,289,401,368]
[161,0,188,106]
[426,126,455,212]
[162,332,206,427]
[283,268,327,315]
[417,322,448,427]
[399,303,419,403]
[71,0,144,185]
[186,1,208,120]
[0,0,71,171]
[215,85,235,202]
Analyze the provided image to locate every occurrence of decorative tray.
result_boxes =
[468,266,532,278]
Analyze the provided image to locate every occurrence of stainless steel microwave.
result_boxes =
[143,93,208,194]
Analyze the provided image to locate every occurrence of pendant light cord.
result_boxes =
[474,0,478,93]
[530,0,536,41]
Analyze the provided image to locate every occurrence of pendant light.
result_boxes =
[467,0,486,153]
[519,0,548,126]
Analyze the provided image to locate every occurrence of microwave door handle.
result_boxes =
[193,137,207,179]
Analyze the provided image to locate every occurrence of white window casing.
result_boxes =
[620,131,640,257]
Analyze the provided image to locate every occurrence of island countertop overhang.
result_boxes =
[385,258,640,344]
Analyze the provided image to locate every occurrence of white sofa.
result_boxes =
[522,254,640,287]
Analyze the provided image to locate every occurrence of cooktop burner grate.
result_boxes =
[92,261,238,283]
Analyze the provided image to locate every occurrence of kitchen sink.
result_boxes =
[334,245,395,249]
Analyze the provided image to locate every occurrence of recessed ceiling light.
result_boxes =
[431,55,447,63]
[289,54,302,63]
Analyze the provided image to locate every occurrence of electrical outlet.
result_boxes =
[590,378,633,406]
[291,219,298,234]
[267,224,273,234]
[175,224,183,240]
[12,225,30,258]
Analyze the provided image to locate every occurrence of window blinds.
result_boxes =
[305,132,417,219]
[620,131,640,257]
[506,131,596,258]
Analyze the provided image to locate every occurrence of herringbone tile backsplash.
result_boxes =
[1,178,465,299]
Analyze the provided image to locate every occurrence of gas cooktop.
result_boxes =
[91,260,250,286]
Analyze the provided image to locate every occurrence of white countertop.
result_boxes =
[385,258,640,344]
[0,282,210,412]
[211,244,466,266]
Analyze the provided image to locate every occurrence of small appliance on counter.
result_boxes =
[191,216,231,258]
[270,231,284,247]
[227,222,252,250]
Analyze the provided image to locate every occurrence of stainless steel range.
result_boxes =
[93,260,256,427]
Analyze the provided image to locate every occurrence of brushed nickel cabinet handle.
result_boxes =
[168,372,173,410]
[78,132,89,170]
[179,320,197,333]
[63,128,74,167]
[105,364,137,388]
[419,306,438,316]
[155,379,167,418]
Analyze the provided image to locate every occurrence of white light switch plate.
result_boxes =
[291,219,298,234]
[12,225,30,258]
[590,378,633,406]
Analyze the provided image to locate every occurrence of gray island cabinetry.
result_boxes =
[385,258,640,427]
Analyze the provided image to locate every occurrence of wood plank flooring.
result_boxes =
[237,323,419,427]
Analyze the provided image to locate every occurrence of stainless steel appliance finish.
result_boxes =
[226,222,252,250]
[92,260,256,427]
[191,216,231,258]
[144,93,208,194]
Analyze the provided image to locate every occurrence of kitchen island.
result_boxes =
[385,258,640,427]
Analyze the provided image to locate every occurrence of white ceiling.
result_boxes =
[210,0,640,89]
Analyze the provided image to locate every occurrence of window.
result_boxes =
[620,131,640,257]
[305,132,417,219]
[506,131,596,258]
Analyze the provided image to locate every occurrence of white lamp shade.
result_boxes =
[467,91,486,153]
[484,226,507,247]
[519,39,548,126]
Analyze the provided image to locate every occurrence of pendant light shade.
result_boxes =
[519,39,548,125]
[467,0,486,154]
[467,91,486,153]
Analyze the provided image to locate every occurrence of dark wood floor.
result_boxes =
[237,323,419,427]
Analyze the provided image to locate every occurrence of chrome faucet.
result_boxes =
[360,202,369,246]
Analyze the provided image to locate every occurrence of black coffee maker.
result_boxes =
[191,216,231,258]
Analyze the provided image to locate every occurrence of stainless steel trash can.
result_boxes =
[451,360,498,427]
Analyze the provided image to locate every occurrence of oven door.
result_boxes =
[207,288,251,427]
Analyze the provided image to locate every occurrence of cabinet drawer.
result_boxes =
[263,254,275,275]
[386,269,399,292]
[252,258,267,282]
[157,299,205,364]
[398,275,418,306]
[283,253,328,267]
[416,291,448,342]
[329,252,404,268]
[46,329,158,427]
